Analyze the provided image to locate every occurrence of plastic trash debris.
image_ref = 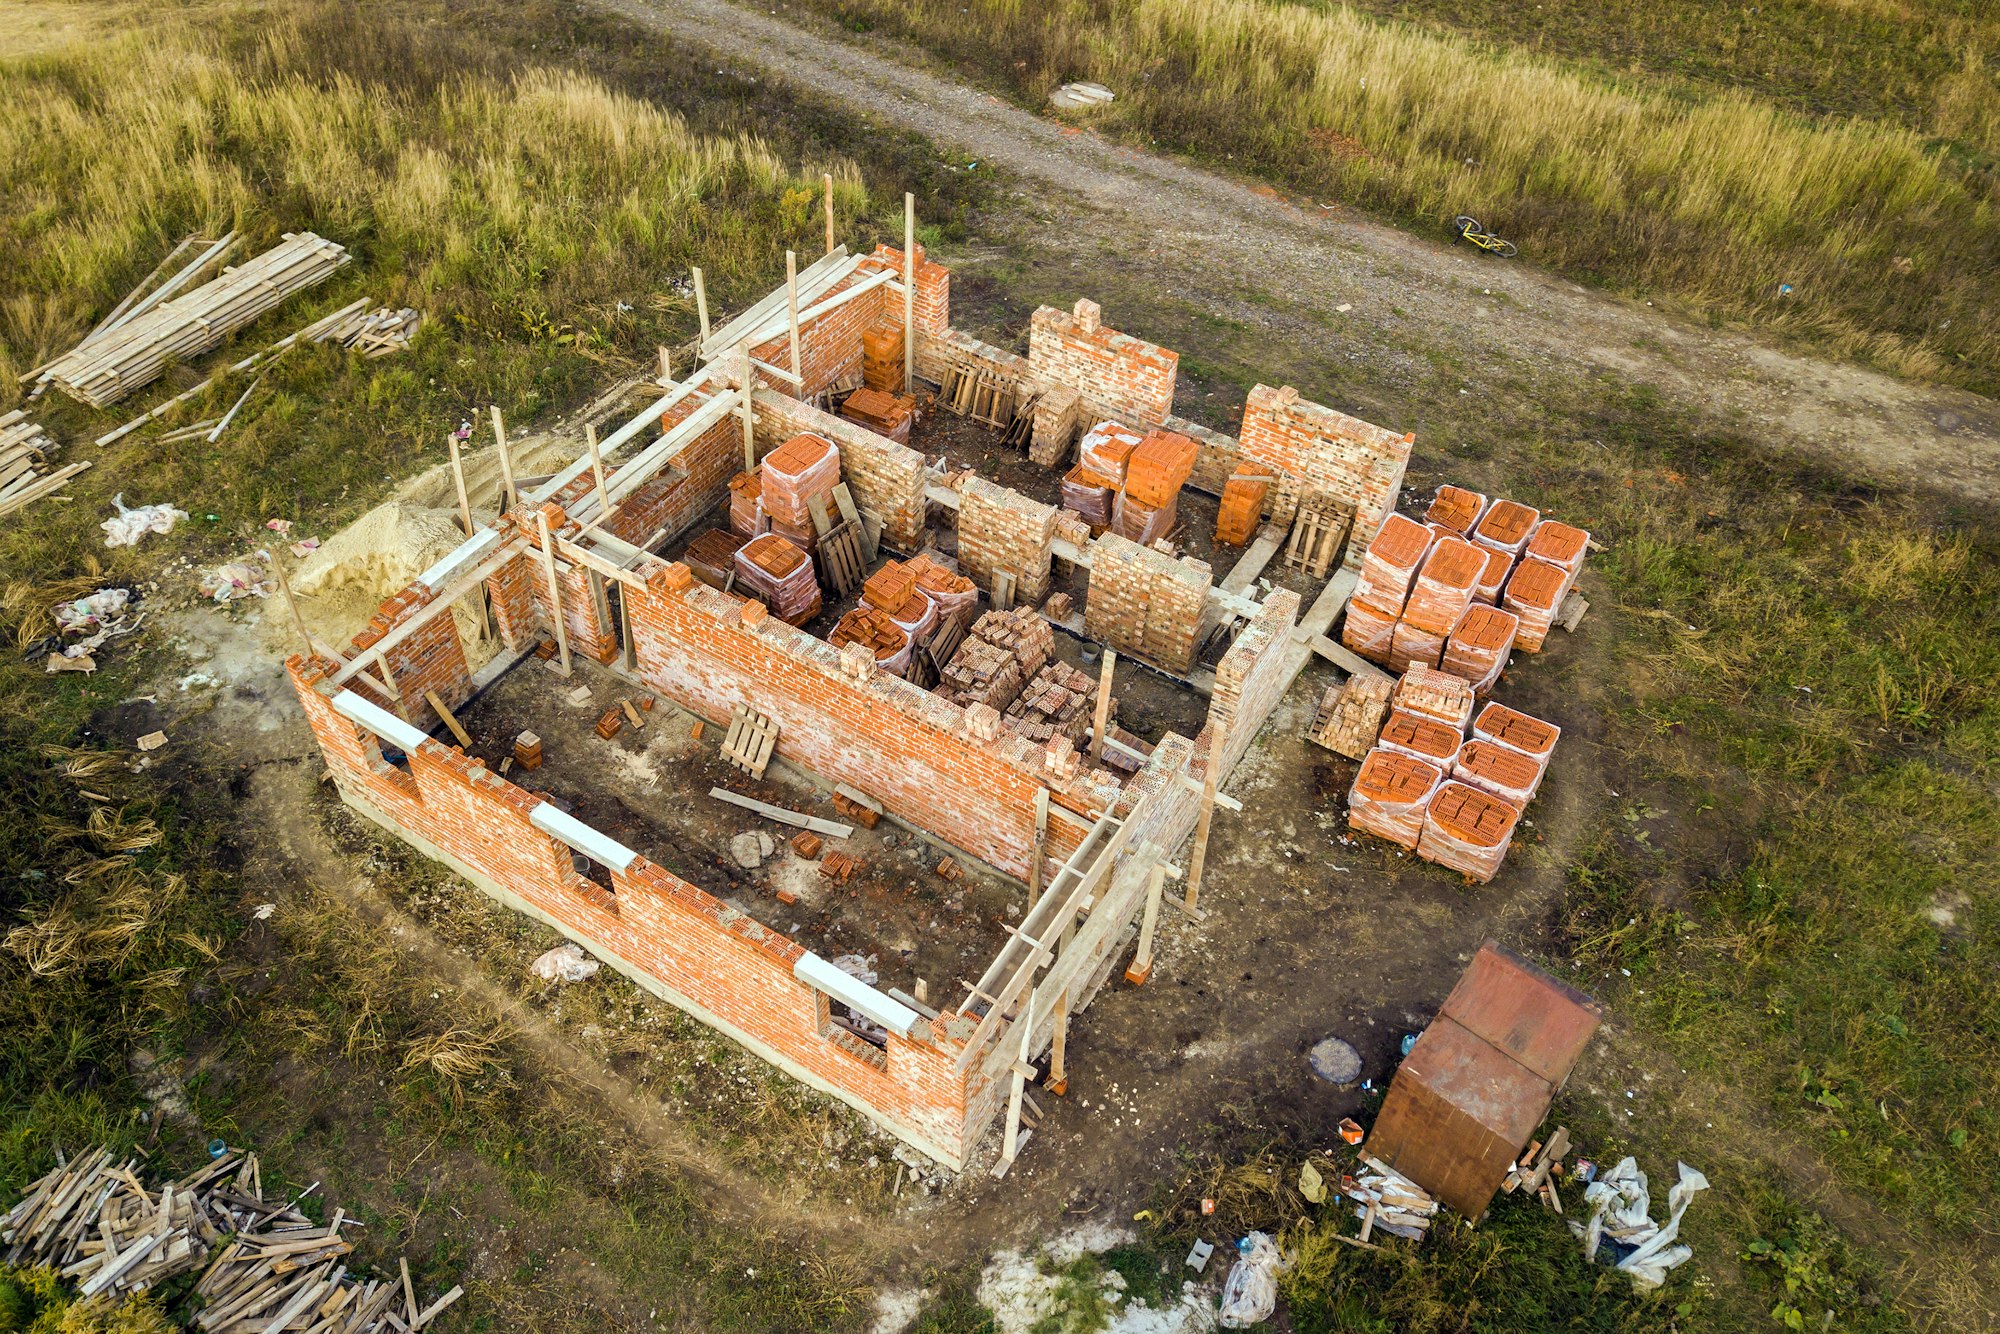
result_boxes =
[1572,1157,1709,1290]
[1185,1238,1214,1273]
[102,493,189,548]
[266,518,292,534]
[529,941,601,984]
[1400,1031,1421,1056]
[200,557,272,602]
[252,904,276,920]
[1217,1231,1283,1328]
[1299,1161,1328,1203]
[137,731,168,751]
[54,588,131,634]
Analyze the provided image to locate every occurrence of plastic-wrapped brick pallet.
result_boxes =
[1111,490,1175,546]
[831,606,911,676]
[1349,749,1443,849]
[1061,466,1117,532]
[1441,604,1519,694]
[1473,546,1513,606]
[1472,499,1540,558]
[1502,557,1567,651]
[1453,739,1543,805]
[1341,597,1399,662]
[887,586,938,646]
[729,470,766,539]
[908,554,978,621]
[1391,665,1477,734]
[1353,512,1433,615]
[1078,420,1143,483]
[1418,781,1522,883]
[760,433,841,528]
[733,533,822,624]
[1524,519,1590,599]
[1377,709,1463,771]
[1402,537,1485,637]
[1425,484,1487,537]
[1472,702,1560,778]
[1389,619,1448,673]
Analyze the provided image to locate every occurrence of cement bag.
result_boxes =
[1217,1231,1282,1328]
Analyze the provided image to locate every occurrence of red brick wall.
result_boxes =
[1027,299,1178,428]
[869,243,949,337]
[748,260,896,401]
[485,549,539,652]
[287,652,983,1167]
[1237,385,1413,566]
[349,583,473,732]
[622,562,1061,877]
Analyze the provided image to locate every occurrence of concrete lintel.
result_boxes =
[796,952,926,1038]
[529,802,639,872]
[416,526,502,593]
[330,688,429,755]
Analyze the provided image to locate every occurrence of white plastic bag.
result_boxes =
[529,942,600,984]
[1217,1230,1282,1327]
[102,493,189,548]
[1574,1157,1709,1290]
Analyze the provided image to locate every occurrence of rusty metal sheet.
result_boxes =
[1438,940,1603,1085]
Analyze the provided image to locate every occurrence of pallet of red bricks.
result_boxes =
[1348,671,1561,884]
[1062,420,1196,547]
[1343,484,1590,679]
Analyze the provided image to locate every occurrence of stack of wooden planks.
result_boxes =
[323,305,422,358]
[0,411,91,518]
[1340,1155,1440,1243]
[0,1146,462,1331]
[43,233,350,407]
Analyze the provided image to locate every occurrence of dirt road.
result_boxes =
[596,0,2000,501]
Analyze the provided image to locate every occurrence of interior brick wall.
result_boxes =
[1027,299,1178,429]
[484,550,539,652]
[287,653,984,1167]
[748,259,896,401]
[1237,384,1414,566]
[348,584,474,732]
[752,390,928,549]
[956,477,1057,603]
[622,561,1071,877]
[917,327,1033,389]
[1082,534,1214,675]
[1205,588,1303,773]
[869,243,949,338]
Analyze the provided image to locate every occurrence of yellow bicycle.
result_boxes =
[1454,215,1518,258]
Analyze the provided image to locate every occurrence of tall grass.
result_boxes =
[811,0,2000,389]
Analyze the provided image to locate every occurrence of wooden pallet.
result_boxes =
[722,705,779,779]
[1283,493,1355,579]
[937,361,1018,428]
[818,522,865,597]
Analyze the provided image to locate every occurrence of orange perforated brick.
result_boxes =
[1377,709,1462,766]
[1366,512,1432,571]
[1348,748,1443,850]
[1426,485,1487,536]
[1449,603,1517,653]
[1475,547,1512,605]
[792,832,823,859]
[1525,519,1589,573]
[1472,702,1560,761]
[1474,499,1541,553]
[1426,781,1521,846]
[1403,536,1486,634]
[1453,739,1543,804]
[1341,597,1398,663]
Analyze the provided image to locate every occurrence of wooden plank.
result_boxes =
[423,691,471,749]
[707,787,854,838]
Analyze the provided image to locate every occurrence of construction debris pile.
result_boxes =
[935,607,1052,711]
[41,233,350,407]
[0,411,90,519]
[0,1146,460,1331]
[1343,486,1590,675]
[1001,660,1106,746]
[1339,1156,1440,1242]
[1062,420,1196,545]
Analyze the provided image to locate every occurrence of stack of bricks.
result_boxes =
[905,552,978,620]
[1347,669,1562,885]
[1002,660,1105,746]
[1061,465,1117,532]
[1112,427,1196,546]
[1063,419,1144,534]
[861,559,919,618]
[839,387,914,444]
[729,470,765,539]
[759,433,842,552]
[936,607,1052,711]
[1030,383,1083,468]
[830,606,912,676]
[862,321,904,392]
[732,533,822,624]
[1082,532,1213,675]
[1391,535,1484,672]
[683,529,747,591]
[1215,465,1273,547]
[957,477,1057,604]
[1344,485,1592,681]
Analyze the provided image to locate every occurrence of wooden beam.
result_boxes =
[739,347,757,471]
[657,345,672,386]
[425,690,472,749]
[786,249,803,387]
[1048,989,1070,1094]
[708,786,855,838]
[1088,647,1116,765]
[823,172,835,255]
[585,421,611,521]
[1183,720,1227,914]
[535,509,572,676]
[1125,860,1167,985]
[693,266,709,346]
[903,192,916,393]
[447,434,474,537]
[490,405,518,513]
[1028,787,1050,899]
[270,556,314,659]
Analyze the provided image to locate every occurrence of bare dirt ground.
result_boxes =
[594,0,2000,502]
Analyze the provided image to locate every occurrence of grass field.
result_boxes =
[3,0,1997,1331]
[803,0,2000,393]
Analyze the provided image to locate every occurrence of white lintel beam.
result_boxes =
[331,689,430,755]
[796,952,926,1038]
[529,802,639,872]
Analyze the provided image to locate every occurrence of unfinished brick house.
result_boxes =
[287,216,1414,1173]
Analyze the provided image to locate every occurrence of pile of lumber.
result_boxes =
[1500,1125,1571,1212]
[1340,1156,1440,1242]
[0,411,91,519]
[43,233,350,407]
[322,305,422,357]
[1,1146,461,1331]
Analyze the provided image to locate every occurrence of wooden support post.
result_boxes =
[1088,647,1116,765]
[738,347,757,471]
[1126,861,1167,986]
[657,345,672,386]
[585,422,611,519]
[489,405,518,512]
[535,509,572,677]
[425,690,472,750]
[693,267,710,347]
[270,557,314,659]
[446,434,474,538]
[617,585,637,672]
[903,192,916,394]
[1028,787,1050,901]
[1183,719,1227,914]
[785,249,803,388]
[823,172,835,255]
[1047,990,1069,1096]
[1001,985,1035,1163]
